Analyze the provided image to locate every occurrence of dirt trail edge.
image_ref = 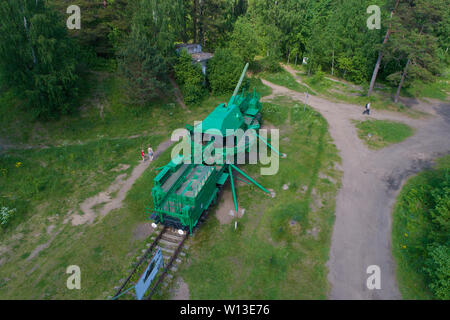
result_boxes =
[71,139,174,226]
[260,76,450,300]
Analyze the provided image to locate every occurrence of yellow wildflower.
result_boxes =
[15,162,22,168]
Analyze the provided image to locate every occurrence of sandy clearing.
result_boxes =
[261,71,450,299]
[171,277,190,300]
[71,138,175,226]
[132,222,154,240]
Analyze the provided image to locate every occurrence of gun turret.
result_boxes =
[227,63,249,107]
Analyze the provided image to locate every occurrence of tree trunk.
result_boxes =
[331,50,334,76]
[394,59,410,103]
[193,0,198,43]
[295,53,298,66]
[368,0,400,96]
[287,47,290,64]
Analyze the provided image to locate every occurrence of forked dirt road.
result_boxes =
[261,74,450,299]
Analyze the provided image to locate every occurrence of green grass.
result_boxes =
[392,155,450,300]
[259,68,310,94]
[403,79,449,101]
[353,120,414,149]
[170,97,342,299]
[0,72,273,299]
[248,77,273,97]
[285,63,442,118]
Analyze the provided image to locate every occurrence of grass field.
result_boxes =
[161,96,342,299]
[353,120,414,149]
[392,155,450,300]
[0,72,282,299]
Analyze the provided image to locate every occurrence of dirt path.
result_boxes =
[281,64,317,94]
[260,76,450,299]
[71,138,174,226]
[169,77,189,111]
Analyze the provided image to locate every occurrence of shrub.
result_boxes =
[0,206,16,227]
[424,244,450,299]
[207,48,244,95]
[393,164,450,299]
[310,66,325,84]
[174,50,206,105]
[260,56,282,73]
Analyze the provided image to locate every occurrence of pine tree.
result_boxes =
[49,0,131,58]
[385,0,444,102]
[118,0,185,105]
[0,0,80,119]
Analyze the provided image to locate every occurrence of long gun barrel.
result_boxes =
[227,63,249,106]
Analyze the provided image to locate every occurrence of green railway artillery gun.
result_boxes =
[147,63,281,235]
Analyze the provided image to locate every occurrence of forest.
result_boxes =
[0,0,448,118]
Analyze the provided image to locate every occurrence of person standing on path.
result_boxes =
[141,149,145,161]
[363,102,371,115]
[148,146,154,161]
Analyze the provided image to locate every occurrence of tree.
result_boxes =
[174,50,206,105]
[368,0,401,96]
[186,0,246,50]
[207,48,244,94]
[0,0,80,119]
[385,0,445,102]
[117,0,185,105]
[118,32,167,106]
[229,16,260,63]
[49,0,131,58]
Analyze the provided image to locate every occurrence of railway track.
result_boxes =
[112,209,211,300]
[112,225,188,300]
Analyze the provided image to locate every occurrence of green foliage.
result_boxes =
[118,32,167,106]
[310,66,325,85]
[186,0,246,49]
[424,244,450,299]
[49,0,130,57]
[0,0,80,119]
[393,158,450,300]
[260,68,309,94]
[384,0,446,98]
[174,50,206,105]
[0,207,16,227]
[118,0,185,105]
[207,48,244,94]
[229,16,260,63]
[260,56,282,73]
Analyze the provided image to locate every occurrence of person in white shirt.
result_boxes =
[364,102,371,115]
[148,146,154,161]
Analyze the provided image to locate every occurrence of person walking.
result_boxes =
[141,149,145,161]
[363,102,371,115]
[148,146,154,161]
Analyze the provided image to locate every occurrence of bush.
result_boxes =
[310,66,325,85]
[174,50,206,105]
[424,244,450,299]
[393,162,450,299]
[0,206,16,227]
[260,56,282,73]
[207,48,245,95]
